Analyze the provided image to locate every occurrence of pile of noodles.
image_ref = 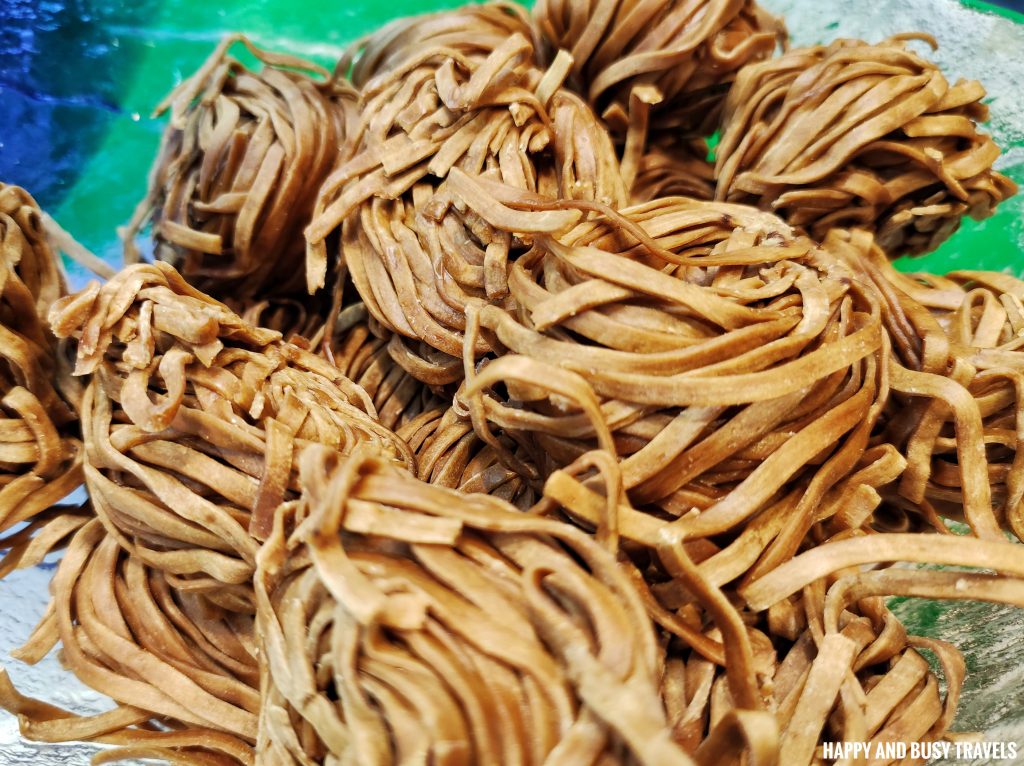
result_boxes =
[321,303,442,431]
[306,20,627,382]
[829,228,1024,540]
[3,1,1024,764]
[714,35,1018,255]
[397,404,539,505]
[456,192,894,537]
[256,446,738,765]
[533,0,785,134]
[254,447,1024,766]
[343,1,544,86]
[0,184,82,550]
[1,518,258,766]
[123,36,359,299]
[629,136,715,204]
[538,408,1024,765]
[47,262,412,610]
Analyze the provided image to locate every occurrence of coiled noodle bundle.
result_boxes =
[715,36,1017,255]
[49,263,412,609]
[125,36,359,298]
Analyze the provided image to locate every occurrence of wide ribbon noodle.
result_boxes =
[1,518,258,765]
[0,184,82,562]
[715,35,1017,255]
[829,228,1024,540]
[306,10,627,381]
[48,262,412,609]
[257,446,715,765]
[124,36,359,298]
[533,0,785,134]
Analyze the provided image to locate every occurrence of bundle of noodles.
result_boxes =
[828,227,1024,541]
[322,303,441,431]
[1,518,257,765]
[715,35,1018,256]
[736,530,1024,764]
[123,35,359,300]
[532,0,785,135]
[0,183,82,548]
[452,191,901,566]
[321,302,537,502]
[305,24,628,382]
[1,183,67,319]
[255,445,780,765]
[660,600,968,764]
[48,262,413,611]
[228,297,449,428]
[230,295,326,343]
[530,389,1024,764]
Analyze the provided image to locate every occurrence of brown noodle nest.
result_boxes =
[225,297,447,433]
[343,1,544,87]
[2,517,258,766]
[455,194,889,530]
[124,36,359,299]
[830,228,1024,540]
[47,262,413,610]
[256,446,705,765]
[250,446,1024,766]
[0,183,82,544]
[629,136,715,204]
[397,405,538,505]
[0,6,1023,765]
[533,0,785,134]
[305,25,627,380]
[714,35,1018,256]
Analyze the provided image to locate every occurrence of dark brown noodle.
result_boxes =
[123,36,359,299]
